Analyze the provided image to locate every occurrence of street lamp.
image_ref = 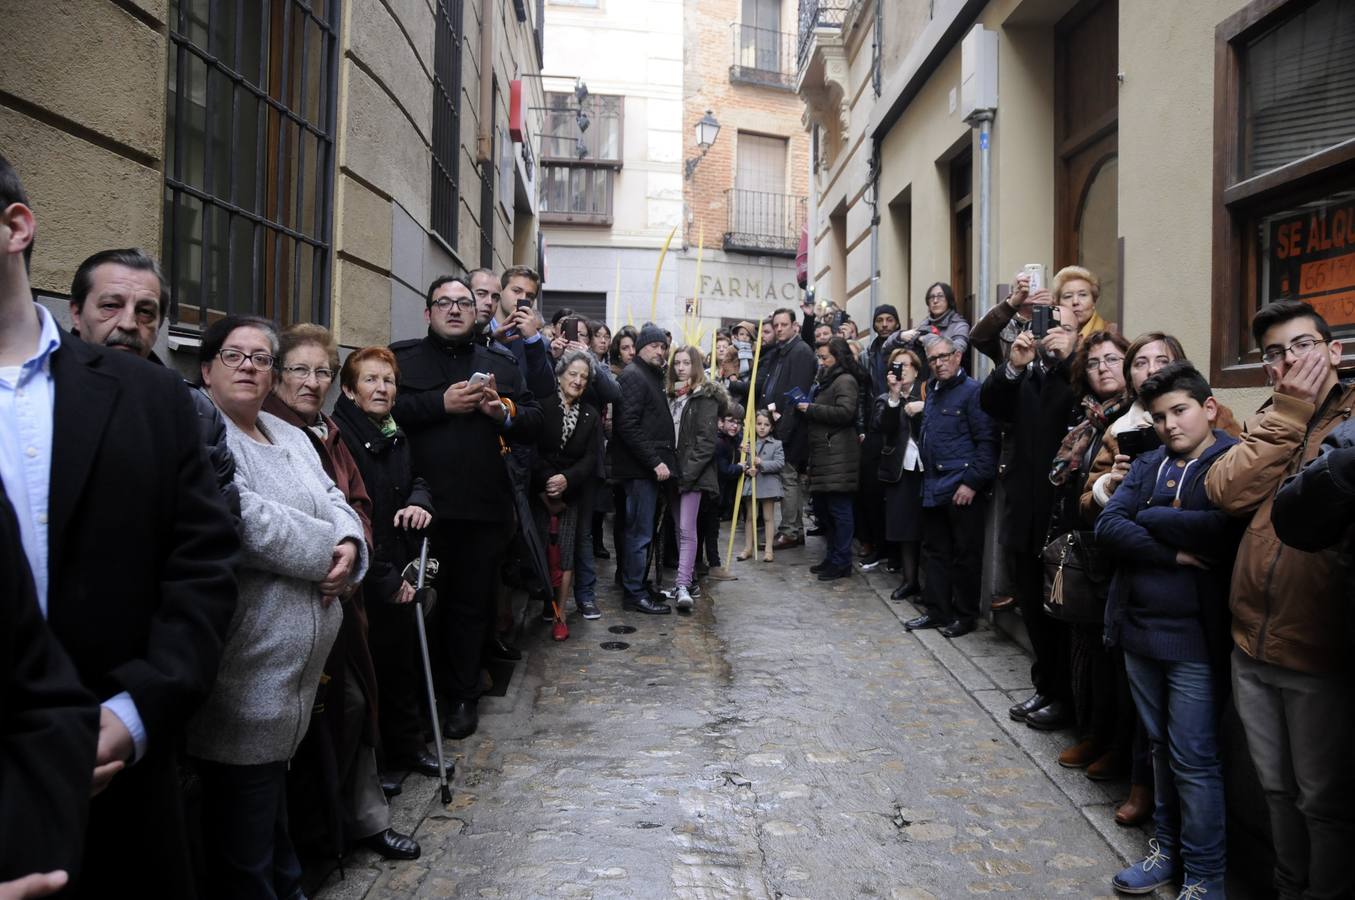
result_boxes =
[683,110,721,179]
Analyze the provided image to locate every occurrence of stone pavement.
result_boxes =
[311,536,1168,899]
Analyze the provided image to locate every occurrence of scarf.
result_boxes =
[558,390,580,448]
[1049,392,1128,486]
[376,414,398,438]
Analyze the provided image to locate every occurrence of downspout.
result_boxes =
[866,0,883,314]
[478,0,496,267]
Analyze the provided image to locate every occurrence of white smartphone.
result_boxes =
[468,371,491,388]
[1023,263,1045,293]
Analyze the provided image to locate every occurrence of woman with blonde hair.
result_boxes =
[1052,265,1111,338]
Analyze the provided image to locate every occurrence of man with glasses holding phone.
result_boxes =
[391,275,542,738]
[1204,300,1355,900]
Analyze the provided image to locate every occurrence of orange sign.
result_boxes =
[1270,201,1355,325]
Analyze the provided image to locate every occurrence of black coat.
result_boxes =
[611,358,676,480]
[0,482,99,884]
[45,333,240,895]
[979,357,1077,555]
[761,338,818,466]
[332,394,435,606]
[533,393,601,502]
[392,332,543,523]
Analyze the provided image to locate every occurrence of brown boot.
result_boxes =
[1114,783,1153,827]
[1086,750,1129,782]
[1057,739,1099,769]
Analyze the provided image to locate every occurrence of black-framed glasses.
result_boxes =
[1085,355,1125,372]
[1260,336,1326,366]
[926,349,959,365]
[218,349,276,370]
[281,365,335,382]
[429,296,475,312]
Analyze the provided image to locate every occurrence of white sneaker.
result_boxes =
[675,585,695,610]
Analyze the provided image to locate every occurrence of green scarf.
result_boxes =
[377,414,398,438]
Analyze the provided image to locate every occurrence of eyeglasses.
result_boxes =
[1085,355,1124,372]
[1261,336,1326,366]
[926,349,958,364]
[281,365,334,383]
[218,349,276,370]
[429,296,475,312]
[926,292,946,300]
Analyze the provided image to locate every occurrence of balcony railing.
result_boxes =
[797,0,851,72]
[729,24,797,90]
[724,189,807,257]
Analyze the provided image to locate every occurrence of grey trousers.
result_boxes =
[776,465,805,540]
[342,664,391,842]
[1232,647,1355,900]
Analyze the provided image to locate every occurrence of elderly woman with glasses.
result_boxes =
[263,324,422,863]
[187,315,368,899]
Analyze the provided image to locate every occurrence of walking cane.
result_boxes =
[412,536,453,805]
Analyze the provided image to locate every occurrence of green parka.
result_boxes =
[805,366,861,494]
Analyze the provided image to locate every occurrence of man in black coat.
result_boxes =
[0,481,99,892]
[762,308,818,548]
[979,301,1079,730]
[0,153,240,896]
[611,323,676,614]
[392,275,542,739]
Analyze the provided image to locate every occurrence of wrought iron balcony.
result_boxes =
[730,24,797,91]
[797,0,851,72]
[724,189,807,257]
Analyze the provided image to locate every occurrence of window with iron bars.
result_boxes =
[431,0,465,249]
[541,92,623,224]
[163,0,340,330]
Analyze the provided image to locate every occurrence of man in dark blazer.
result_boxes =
[0,155,239,895]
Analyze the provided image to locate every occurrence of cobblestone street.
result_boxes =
[311,532,1165,899]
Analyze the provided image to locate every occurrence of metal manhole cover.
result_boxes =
[608,625,637,634]
[600,641,630,651]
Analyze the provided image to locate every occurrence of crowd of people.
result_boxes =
[2,146,1353,900]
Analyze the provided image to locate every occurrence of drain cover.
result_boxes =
[608,625,637,635]
[600,641,630,651]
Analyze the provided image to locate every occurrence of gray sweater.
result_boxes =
[187,410,368,765]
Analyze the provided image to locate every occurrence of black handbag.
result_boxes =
[1041,530,1113,624]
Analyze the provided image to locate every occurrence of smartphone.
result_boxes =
[468,371,491,388]
[1024,263,1045,294]
[1031,305,1055,339]
[516,296,533,311]
[889,362,904,380]
[561,316,585,344]
[1117,426,1163,460]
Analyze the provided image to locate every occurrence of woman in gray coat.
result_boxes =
[797,337,864,582]
[188,316,368,900]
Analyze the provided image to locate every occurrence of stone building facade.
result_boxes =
[1,0,546,369]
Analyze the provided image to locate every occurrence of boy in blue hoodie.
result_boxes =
[1095,361,1241,900]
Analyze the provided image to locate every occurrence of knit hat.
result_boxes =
[636,322,668,353]
[873,304,899,322]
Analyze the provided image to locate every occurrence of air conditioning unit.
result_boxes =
[960,25,998,122]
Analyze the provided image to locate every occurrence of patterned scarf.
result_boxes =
[376,414,398,438]
[558,390,580,448]
[1049,392,1128,486]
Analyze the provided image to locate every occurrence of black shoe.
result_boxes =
[623,596,672,615]
[940,618,976,639]
[806,526,828,537]
[593,545,611,559]
[884,558,902,573]
[904,614,947,631]
[390,748,447,778]
[359,828,421,861]
[380,775,402,798]
[489,637,522,661]
[817,567,851,581]
[891,582,921,601]
[443,700,478,739]
[1025,701,1072,731]
[1008,693,1052,722]
[809,560,830,574]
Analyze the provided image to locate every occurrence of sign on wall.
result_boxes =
[1268,198,1355,326]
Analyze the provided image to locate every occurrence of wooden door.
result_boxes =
[1055,0,1120,325]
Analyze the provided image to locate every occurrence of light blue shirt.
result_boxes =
[0,304,147,761]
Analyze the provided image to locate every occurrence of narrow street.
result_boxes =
[313,537,1150,899]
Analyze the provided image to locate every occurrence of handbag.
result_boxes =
[1041,530,1112,624]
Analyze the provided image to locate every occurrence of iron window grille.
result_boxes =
[730,24,797,90]
[796,0,851,72]
[431,0,465,250]
[164,0,340,330]
[724,189,807,257]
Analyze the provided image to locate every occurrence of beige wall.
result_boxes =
[0,0,167,296]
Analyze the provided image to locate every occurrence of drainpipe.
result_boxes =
[969,108,998,613]
[478,0,494,164]
[867,142,880,314]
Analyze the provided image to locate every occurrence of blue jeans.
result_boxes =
[621,479,660,602]
[814,491,854,571]
[1123,651,1226,883]
[196,759,304,900]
